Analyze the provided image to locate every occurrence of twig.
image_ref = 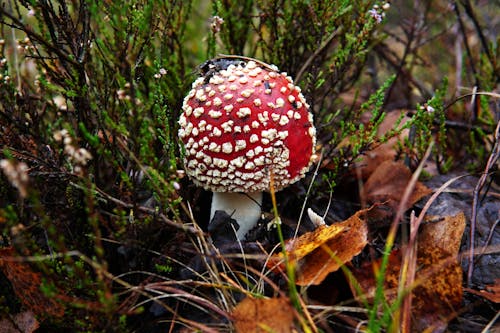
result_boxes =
[396,142,434,332]
[90,184,199,234]
[481,310,500,333]
[6,0,20,91]
[460,0,498,74]
[453,1,480,119]
[295,27,341,83]
[0,6,80,68]
[468,120,500,287]
[375,43,433,101]
[143,283,230,320]
[400,170,471,332]
[295,149,323,238]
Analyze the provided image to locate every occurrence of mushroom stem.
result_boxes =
[210,191,263,240]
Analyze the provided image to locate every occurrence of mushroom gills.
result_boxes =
[210,191,263,240]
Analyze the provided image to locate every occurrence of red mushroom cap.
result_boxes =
[178,58,316,192]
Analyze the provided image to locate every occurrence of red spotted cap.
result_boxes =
[178,57,316,192]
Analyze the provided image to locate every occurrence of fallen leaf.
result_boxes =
[0,311,39,333]
[231,296,296,333]
[351,212,466,331]
[271,209,368,286]
[362,160,432,222]
[419,212,466,259]
[411,212,466,330]
[0,247,65,318]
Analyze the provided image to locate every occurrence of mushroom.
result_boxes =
[178,57,316,240]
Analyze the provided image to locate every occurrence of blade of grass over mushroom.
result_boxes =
[268,171,319,333]
[268,170,301,311]
[295,150,324,239]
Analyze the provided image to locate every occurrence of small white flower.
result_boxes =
[53,129,93,174]
[53,95,67,111]
[72,148,92,165]
[117,89,126,100]
[53,129,69,142]
[0,159,29,198]
[63,135,72,145]
[210,16,224,33]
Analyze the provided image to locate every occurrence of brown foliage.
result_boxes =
[231,296,297,333]
[0,247,65,319]
[352,212,466,331]
[271,209,368,286]
[0,311,39,333]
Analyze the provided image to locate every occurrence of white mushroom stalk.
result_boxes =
[178,57,316,240]
[211,191,263,239]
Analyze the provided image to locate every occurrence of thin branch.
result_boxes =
[0,6,80,68]
[89,184,200,234]
[468,120,500,286]
[460,0,498,75]
[295,27,341,83]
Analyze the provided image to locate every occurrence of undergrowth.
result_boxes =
[0,0,498,332]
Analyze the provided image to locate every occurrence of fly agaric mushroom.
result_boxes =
[178,57,316,240]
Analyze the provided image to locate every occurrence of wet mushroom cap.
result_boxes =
[178,58,316,192]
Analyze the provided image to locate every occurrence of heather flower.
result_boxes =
[53,129,93,174]
[210,16,224,33]
[369,8,383,24]
[0,159,29,198]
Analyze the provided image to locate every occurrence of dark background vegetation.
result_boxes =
[0,0,498,332]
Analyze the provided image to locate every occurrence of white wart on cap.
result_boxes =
[178,58,316,193]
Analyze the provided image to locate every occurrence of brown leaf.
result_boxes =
[412,212,466,330]
[351,212,466,331]
[362,160,432,222]
[231,297,296,333]
[271,209,368,286]
[350,250,402,299]
[419,212,466,259]
[0,247,65,318]
[0,311,39,333]
[412,251,463,331]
